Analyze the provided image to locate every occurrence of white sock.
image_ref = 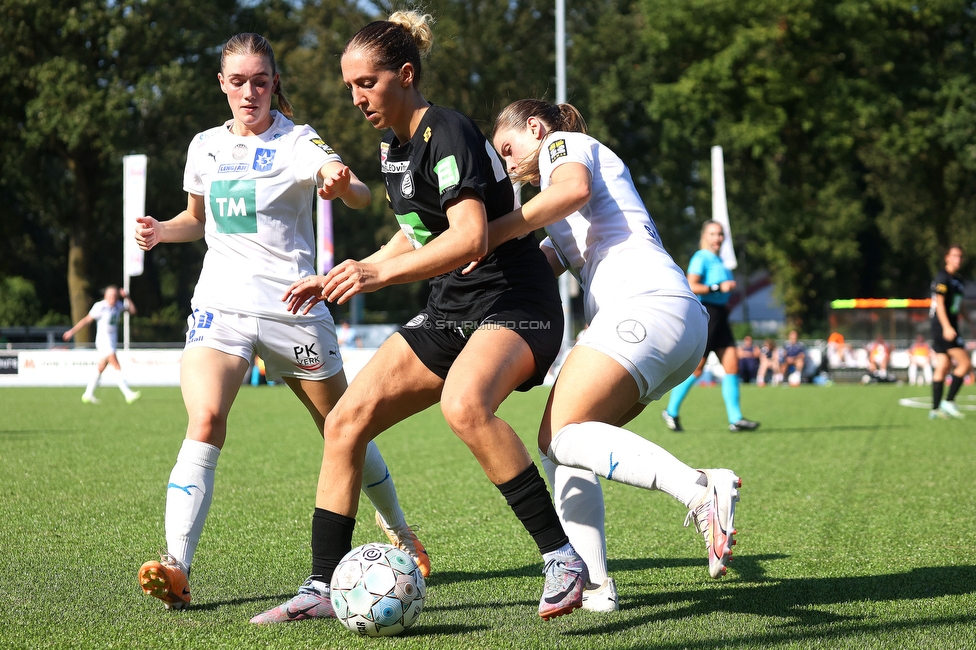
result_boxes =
[362,441,406,530]
[547,422,705,508]
[116,374,136,399]
[84,370,101,398]
[540,451,607,586]
[542,541,576,562]
[165,439,220,572]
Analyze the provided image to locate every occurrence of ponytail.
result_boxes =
[493,99,587,185]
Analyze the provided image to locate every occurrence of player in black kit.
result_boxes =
[252,10,587,624]
[929,245,971,419]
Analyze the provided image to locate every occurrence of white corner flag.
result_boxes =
[710,146,738,270]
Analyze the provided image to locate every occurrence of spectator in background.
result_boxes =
[866,334,891,380]
[778,329,806,386]
[62,285,141,405]
[826,332,854,369]
[737,335,761,384]
[337,320,363,348]
[908,335,934,386]
[756,338,778,387]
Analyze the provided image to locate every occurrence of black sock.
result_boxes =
[933,380,944,409]
[311,508,356,582]
[946,374,964,402]
[497,464,568,555]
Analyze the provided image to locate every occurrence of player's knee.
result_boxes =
[440,391,490,439]
[323,404,363,447]
[187,411,228,443]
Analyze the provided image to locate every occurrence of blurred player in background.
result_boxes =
[132,32,424,612]
[254,12,587,624]
[663,221,760,431]
[930,244,971,419]
[63,285,141,404]
[489,98,742,611]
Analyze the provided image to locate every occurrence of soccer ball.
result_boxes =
[330,542,426,637]
[788,371,802,387]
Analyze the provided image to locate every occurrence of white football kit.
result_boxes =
[88,299,126,355]
[149,115,408,595]
[538,131,707,403]
[181,111,343,380]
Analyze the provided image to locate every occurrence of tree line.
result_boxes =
[2,0,973,340]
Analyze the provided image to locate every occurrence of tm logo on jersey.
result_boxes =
[293,344,324,371]
[210,180,257,234]
[253,148,276,172]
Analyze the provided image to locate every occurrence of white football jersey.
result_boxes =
[88,299,125,351]
[537,131,691,323]
[183,111,340,320]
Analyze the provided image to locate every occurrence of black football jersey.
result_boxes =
[379,105,558,322]
[930,269,965,329]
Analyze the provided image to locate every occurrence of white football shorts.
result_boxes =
[183,307,343,381]
[576,294,708,404]
[94,338,119,356]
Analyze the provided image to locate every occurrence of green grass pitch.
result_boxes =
[1,382,974,649]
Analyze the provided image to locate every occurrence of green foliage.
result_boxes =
[0,0,239,331]
[627,0,976,328]
[2,384,976,648]
[130,302,189,342]
[0,276,40,326]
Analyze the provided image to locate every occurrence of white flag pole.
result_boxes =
[555,0,574,347]
[122,154,147,350]
[710,146,738,270]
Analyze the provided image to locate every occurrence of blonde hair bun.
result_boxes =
[388,10,435,58]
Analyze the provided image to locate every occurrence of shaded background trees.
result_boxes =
[1,0,973,338]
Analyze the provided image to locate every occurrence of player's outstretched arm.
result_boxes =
[317,161,371,209]
[283,232,418,314]
[120,288,137,316]
[488,162,592,251]
[135,193,206,251]
[62,315,94,341]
